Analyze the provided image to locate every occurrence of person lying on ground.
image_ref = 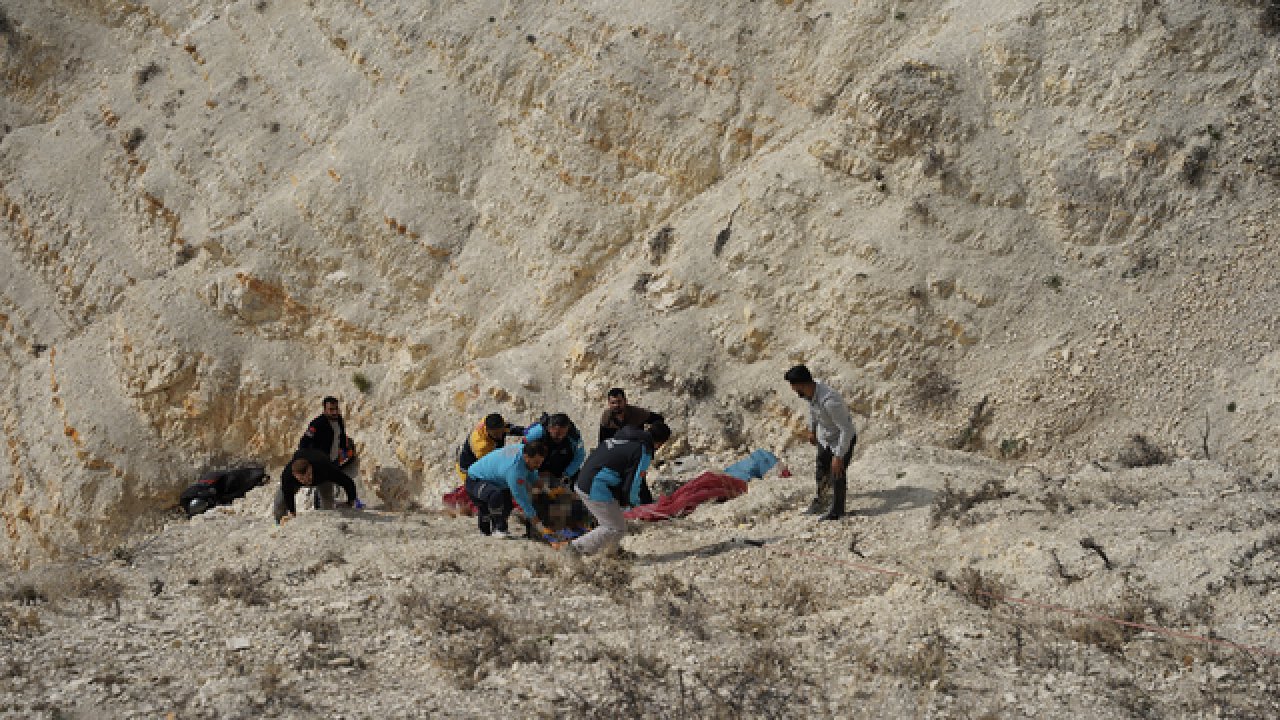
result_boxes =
[181,465,270,517]
[465,440,551,540]
[455,412,526,482]
[560,422,671,555]
[273,449,364,524]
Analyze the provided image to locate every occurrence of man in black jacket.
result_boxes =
[597,388,664,504]
[563,422,671,555]
[272,448,363,524]
[299,396,356,467]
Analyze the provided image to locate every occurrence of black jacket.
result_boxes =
[279,448,359,516]
[299,414,353,464]
[180,465,267,515]
[576,425,654,506]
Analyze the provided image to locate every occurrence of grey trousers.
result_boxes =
[571,488,627,555]
[272,482,337,522]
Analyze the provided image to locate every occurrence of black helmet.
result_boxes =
[185,496,211,517]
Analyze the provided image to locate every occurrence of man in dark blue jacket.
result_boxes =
[564,422,671,555]
[523,413,585,483]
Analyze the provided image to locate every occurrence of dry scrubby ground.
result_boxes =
[2,442,1279,719]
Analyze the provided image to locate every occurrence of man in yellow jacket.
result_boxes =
[455,413,526,482]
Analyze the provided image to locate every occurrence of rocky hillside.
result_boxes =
[1,0,1278,567]
[2,447,1278,718]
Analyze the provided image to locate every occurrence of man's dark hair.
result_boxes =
[783,365,814,384]
[322,395,339,406]
[607,387,627,399]
[523,439,550,457]
[547,413,572,428]
[484,413,506,430]
[648,422,672,445]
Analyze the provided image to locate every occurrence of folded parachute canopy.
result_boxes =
[624,471,748,522]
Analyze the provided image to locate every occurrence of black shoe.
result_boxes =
[477,514,492,535]
[819,509,844,521]
[803,498,825,515]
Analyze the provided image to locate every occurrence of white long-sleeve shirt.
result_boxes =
[808,381,856,457]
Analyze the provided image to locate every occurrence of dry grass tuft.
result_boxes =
[560,550,633,600]
[1063,592,1148,655]
[398,593,555,689]
[950,567,1008,610]
[306,549,346,577]
[893,631,950,688]
[1115,434,1169,468]
[562,642,833,719]
[930,477,1011,527]
[202,566,276,606]
[911,370,958,410]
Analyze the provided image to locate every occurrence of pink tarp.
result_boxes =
[624,471,749,522]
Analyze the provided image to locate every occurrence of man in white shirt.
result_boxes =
[785,364,857,521]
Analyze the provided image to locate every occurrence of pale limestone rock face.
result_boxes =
[1,0,1278,566]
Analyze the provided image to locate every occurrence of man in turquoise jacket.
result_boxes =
[465,439,550,539]
[566,422,671,555]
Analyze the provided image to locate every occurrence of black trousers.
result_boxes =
[465,476,514,534]
[815,441,855,500]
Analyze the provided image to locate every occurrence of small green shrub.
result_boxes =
[1044,275,1064,291]
[999,437,1027,459]
[352,372,372,394]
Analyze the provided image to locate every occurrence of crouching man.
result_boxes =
[465,440,551,540]
[564,422,671,555]
[273,448,364,524]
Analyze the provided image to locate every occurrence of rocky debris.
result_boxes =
[2,443,1279,718]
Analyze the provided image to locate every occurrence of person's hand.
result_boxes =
[532,520,551,538]
[831,456,845,477]
[278,513,295,526]
[807,431,818,446]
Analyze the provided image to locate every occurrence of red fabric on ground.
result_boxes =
[624,472,748,521]
[443,485,476,515]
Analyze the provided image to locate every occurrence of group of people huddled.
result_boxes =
[186,364,857,559]
[454,388,670,555]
